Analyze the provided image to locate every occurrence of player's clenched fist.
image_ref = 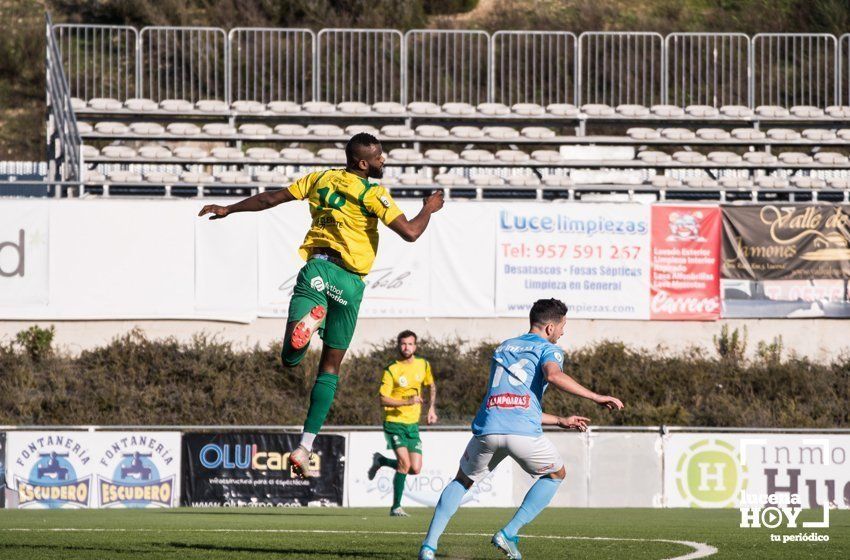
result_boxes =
[198,204,230,220]
[423,190,445,213]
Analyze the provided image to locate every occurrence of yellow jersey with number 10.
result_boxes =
[287,169,403,275]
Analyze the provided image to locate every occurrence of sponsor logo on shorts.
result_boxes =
[486,393,530,409]
[310,276,325,292]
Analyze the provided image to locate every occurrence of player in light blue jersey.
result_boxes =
[418,298,624,560]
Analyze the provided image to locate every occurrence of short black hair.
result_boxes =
[397,330,417,343]
[346,132,380,166]
[529,298,568,327]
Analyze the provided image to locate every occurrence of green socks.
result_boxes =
[302,372,339,436]
[379,455,398,469]
[392,471,407,509]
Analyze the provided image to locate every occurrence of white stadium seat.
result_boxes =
[546,103,579,117]
[144,171,179,183]
[756,176,789,188]
[696,128,731,141]
[302,101,336,114]
[84,170,105,182]
[160,99,194,112]
[81,145,100,158]
[89,97,122,111]
[381,125,415,138]
[317,148,346,162]
[238,123,273,136]
[508,174,541,186]
[778,152,813,165]
[662,128,696,140]
[95,122,129,134]
[471,174,505,186]
[246,147,280,161]
[211,147,244,160]
[684,177,718,188]
[434,173,469,186]
[673,151,706,164]
[496,150,530,163]
[442,102,475,115]
[521,127,556,139]
[275,124,309,136]
[720,177,754,188]
[138,145,172,158]
[307,124,344,137]
[790,105,825,118]
[388,148,423,163]
[195,99,229,112]
[651,175,682,188]
[814,152,850,165]
[617,104,649,117]
[483,126,520,140]
[828,177,850,188]
[836,130,850,141]
[267,100,301,114]
[638,151,671,163]
[581,103,615,116]
[511,103,545,116]
[732,128,766,140]
[477,103,510,116]
[70,97,86,111]
[130,122,165,135]
[743,152,778,164]
[180,171,214,183]
[398,173,431,186]
[425,149,460,163]
[167,122,201,136]
[755,105,790,118]
[407,101,440,115]
[450,126,483,139]
[707,152,742,164]
[77,122,93,134]
[720,105,753,118]
[124,98,158,112]
[461,149,495,163]
[793,176,826,188]
[627,128,659,140]
[255,171,290,184]
[651,105,685,117]
[202,123,237,136]
[174,146,209,159]
[531,150,563,163]
[767,128,801,141]
[107,170,142,183]
[101,145,136,158]
[214,170,252,183]
[802,129,836,141]
[371,102,405,114]
[346,124,380,136]
[415,125,449,138]
[685,105,719,117]
[280,148,315,162]
[541,175,572,187]
[337,101,370,115]
[232,100,265,113]
[826,106,850,118]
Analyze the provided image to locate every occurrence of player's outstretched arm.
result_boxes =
[380,395,423,408]
[198,188,296,220]
[386,190,445,242]
[542,362,624,410]
[542,413,590,431]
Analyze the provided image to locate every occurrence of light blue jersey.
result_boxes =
[471,333,565,437]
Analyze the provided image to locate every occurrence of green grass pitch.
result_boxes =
[0,508,846,559]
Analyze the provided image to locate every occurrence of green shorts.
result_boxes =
[384,421,422,454]
[281,258,365,365]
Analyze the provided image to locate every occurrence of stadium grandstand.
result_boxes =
[22,16,850,200]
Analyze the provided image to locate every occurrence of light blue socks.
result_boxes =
[502,476,562,539]
[422,480,468,550]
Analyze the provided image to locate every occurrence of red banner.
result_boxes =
[650,206,721,320]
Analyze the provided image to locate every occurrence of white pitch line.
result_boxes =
[3,527,717,559]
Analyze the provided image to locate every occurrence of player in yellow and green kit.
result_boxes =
[198,133,444,476]
[367,330,438,516]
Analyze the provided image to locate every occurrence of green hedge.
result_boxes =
[0,326,847,428]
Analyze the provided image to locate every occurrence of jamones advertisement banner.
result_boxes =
[181,433,345,507]
[4,431,181,509]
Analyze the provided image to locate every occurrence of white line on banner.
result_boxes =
[5,528,717,559]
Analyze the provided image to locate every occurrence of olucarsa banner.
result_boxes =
[95,432,181,508]
[650,206,721,320]
[496,203,651,319]
[664,433,850,509]
[4,431,182,509]
[722,204,850,280]
[182,433,345,507]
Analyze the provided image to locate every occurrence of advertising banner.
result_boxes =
[650,206,721,320]
[721,279,850,318]
[496,203,652,319]
[346,431,513,507]
[0,202,48,305]
[4,431,181,509]
[722,205,850,280]
[664,433,850,509]
[182,432,345,507]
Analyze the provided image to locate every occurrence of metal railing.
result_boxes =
[49,20,850,109]
[665,32,750,108]
[45,14,82,186]
[491,31,577,106]
[578,32,664,107]
[140,26,228,102]
[229,28,314,104]
[752,33,838,108]
[317,29,403,104]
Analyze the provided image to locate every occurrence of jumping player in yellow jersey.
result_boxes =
[367,330,438,516]
[198,133,444,476]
